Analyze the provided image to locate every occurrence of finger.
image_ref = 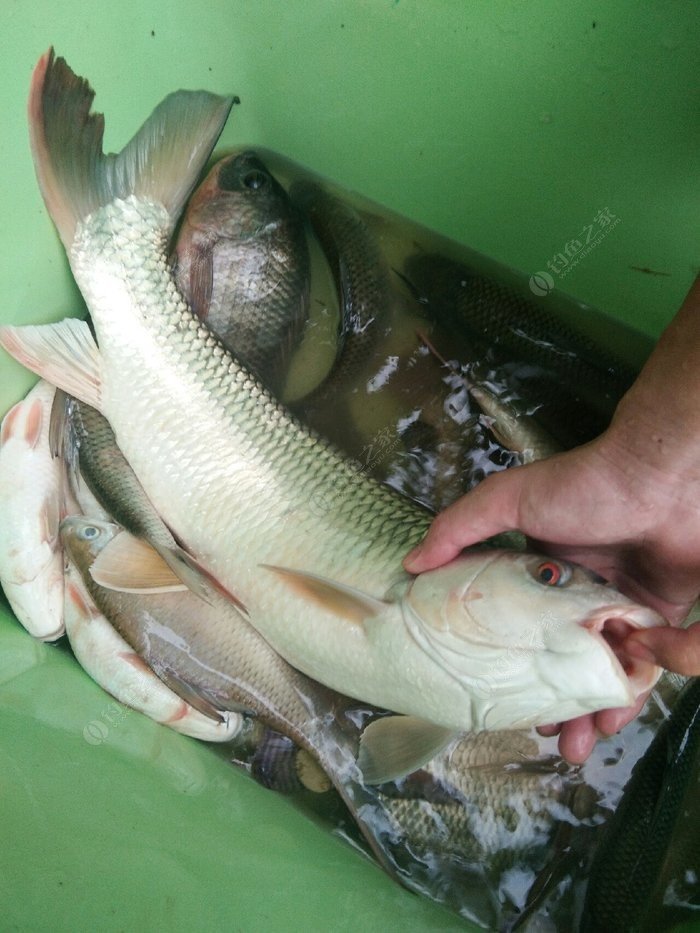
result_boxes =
[536,722,562,737]
[625,621,700,677]
[594,692,648,737]
[557,714,597,764]
[403,468,524,573]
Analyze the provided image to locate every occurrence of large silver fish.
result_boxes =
[0,52,666,782]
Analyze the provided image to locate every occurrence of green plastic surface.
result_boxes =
[0,3,698,930]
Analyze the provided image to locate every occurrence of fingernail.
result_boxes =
[404,542,424,568]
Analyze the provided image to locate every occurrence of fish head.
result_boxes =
[60,515,120,568]
[401,550,666,729]
[180,150,292,241]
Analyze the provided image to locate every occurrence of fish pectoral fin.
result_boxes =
[0,319,102,411]
[260,564,387,627]
[357,715,458,785]
[90,532,188,594]
[152,667,225,724]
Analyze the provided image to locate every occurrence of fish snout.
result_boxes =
[582,604,667,698]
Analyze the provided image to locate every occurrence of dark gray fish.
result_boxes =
[582,677,700,933]
[289,180,393,441]
[403,252,638,444]
[173,150,310,394]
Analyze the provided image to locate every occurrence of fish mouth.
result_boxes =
[583,605,666,702]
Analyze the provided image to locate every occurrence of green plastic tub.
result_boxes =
[0,4,697,930]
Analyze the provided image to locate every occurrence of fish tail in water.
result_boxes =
[28,48,234,249]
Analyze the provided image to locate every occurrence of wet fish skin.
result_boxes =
[58,513,418,877]
[381,730,591,861]
[289,180,393,435]
[0,380,64,640]
[3,52,665,751]
[59,515,363,769]
[63,555,243,742]
[67,396,178,552]
[403,252,637,439]
[582,677,700,933]
[61,395,211,596]
[173,150,310,394]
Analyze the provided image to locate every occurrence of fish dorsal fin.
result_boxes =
[358,715,457,785]
[28,49,234,247]
[260,564,387,626]
[90,532,187,594]
[0,319,102,411]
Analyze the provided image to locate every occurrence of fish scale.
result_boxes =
[71,197,428,590]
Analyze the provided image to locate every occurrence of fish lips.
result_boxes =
[579,603,667,702]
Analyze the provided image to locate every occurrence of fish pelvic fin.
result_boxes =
[260,564,387,626]
[29,49,234,247]
[0,319,102,410]
[358,715,458,785]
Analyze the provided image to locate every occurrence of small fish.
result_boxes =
[60,394,212,599]
[582,677,700,932]
[173,150,310,394]
[63,556,243,742]
[418,329,562,465]
[1,52,666,781]
[0,380,64,639]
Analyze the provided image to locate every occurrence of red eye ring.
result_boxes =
[537,561,562,586]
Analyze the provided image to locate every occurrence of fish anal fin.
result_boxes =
[0,320,101,411]
[358,715,458,785]
[260,564,387,626]
[90,532,187,594]
[157,542,249,616]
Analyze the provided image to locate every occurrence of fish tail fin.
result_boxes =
[29,48,234,247]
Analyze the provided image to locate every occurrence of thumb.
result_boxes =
[624,620,700,678]
[403,467,524,573]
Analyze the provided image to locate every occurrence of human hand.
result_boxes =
[403,432,700,762]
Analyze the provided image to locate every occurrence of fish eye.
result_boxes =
[243,170,268,190]
[79,525,100,541]
[534,560,571,587]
